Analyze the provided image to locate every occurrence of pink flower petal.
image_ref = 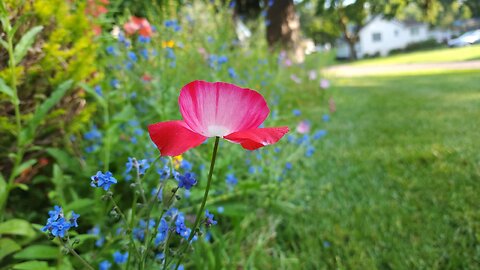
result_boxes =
[179,81,270,137]
[224,127,289,150]
[148,120,207,156]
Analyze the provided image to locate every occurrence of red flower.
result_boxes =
[123,16,152,37]
[148,81,289,156]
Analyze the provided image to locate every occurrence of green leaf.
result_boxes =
[0,77,14,98]
[45,148,81,172]
[19,80,73,146]
[112,104,135,123]
[0,38,8,49]
[0,173,6,211]
[0,219,36,237]
[13,26,43,65]
[12,261,51,270]
[12,159,37,179]
[71,234,98,246]
[0,238,21,260]
[13,183,29,191]
[78,82,106,108]
[64,198,95,212]
[13,245,58,260]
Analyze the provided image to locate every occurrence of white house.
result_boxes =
[336,16,455,59]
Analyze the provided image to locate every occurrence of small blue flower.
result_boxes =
[154,218,168,246]
[89,226,105,247]
[48,205,63,221]
[84,125,102,141]
[140,48,149,59]
[217,206,224,213]
[127,51,137,62]
[228,67,237,78]
[292,109,301,116]
[99,260,112,270]
[205,210,217,227]
[180,160,192,171]
[285,162,292,170]
[155,252,165,261]
[110,79,120,89]
[217,55,228,64]
[125,157,134,174]
[138,36,151,43]
[157,165,171,180]
[50,218,71,237]
[94,85,103,96]
[322,114,330,122]
[138,159,150,175]
[133,219,155,241]
[166,47,175,59]
[106,46,115,55]
[175,213,189,238]
[226,173,238,187]
[69,211,80,227]
[313,130,327,139]
[113,251,128,264]
[306,146,315,157]
[90,171,117,191]
[177,172,197,190]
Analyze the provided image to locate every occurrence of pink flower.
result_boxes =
[296,120,311,134]
[148,81,289,156]
[320,79,330,89]
[123,16,152,37]
[290,74,301,84]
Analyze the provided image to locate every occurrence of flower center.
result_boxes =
[207,125,229,137]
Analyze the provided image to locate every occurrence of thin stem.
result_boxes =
[109,195,141,259]
[58,238,94,270]
[142,188,178,268]
[1,28,24,221]
[132,156,162,270]
[103,103,110,172]
[173,137,220,270]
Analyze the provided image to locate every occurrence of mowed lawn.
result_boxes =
[351,44,480,66]
[287,71,480,269]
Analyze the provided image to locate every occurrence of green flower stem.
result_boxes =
[58,238,94,270]
[173,136,220,270]
[103,103,111,172]
[1,28,24,221]
[161,230,173,270]
[108,195,141,260]
[142,187,178,269]
[132,156,161,270]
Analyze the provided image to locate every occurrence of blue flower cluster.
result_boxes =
[205,210,217,227]
[84,125,102,153]
[154,218,168,246]
[208,54,228,69]
[164,19,181,32]
[175,213,193,240]
[90,171,117,191]
[177,172,197,190]
[113,251,129,264]
[41,206,79,238]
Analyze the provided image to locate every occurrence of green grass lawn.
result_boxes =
[284,71,480,269]
[351,45,480,66]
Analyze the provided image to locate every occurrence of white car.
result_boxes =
[448,30,480,47]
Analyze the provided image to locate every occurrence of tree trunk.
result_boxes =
[266,0,303,62]
[345,35,358,60]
